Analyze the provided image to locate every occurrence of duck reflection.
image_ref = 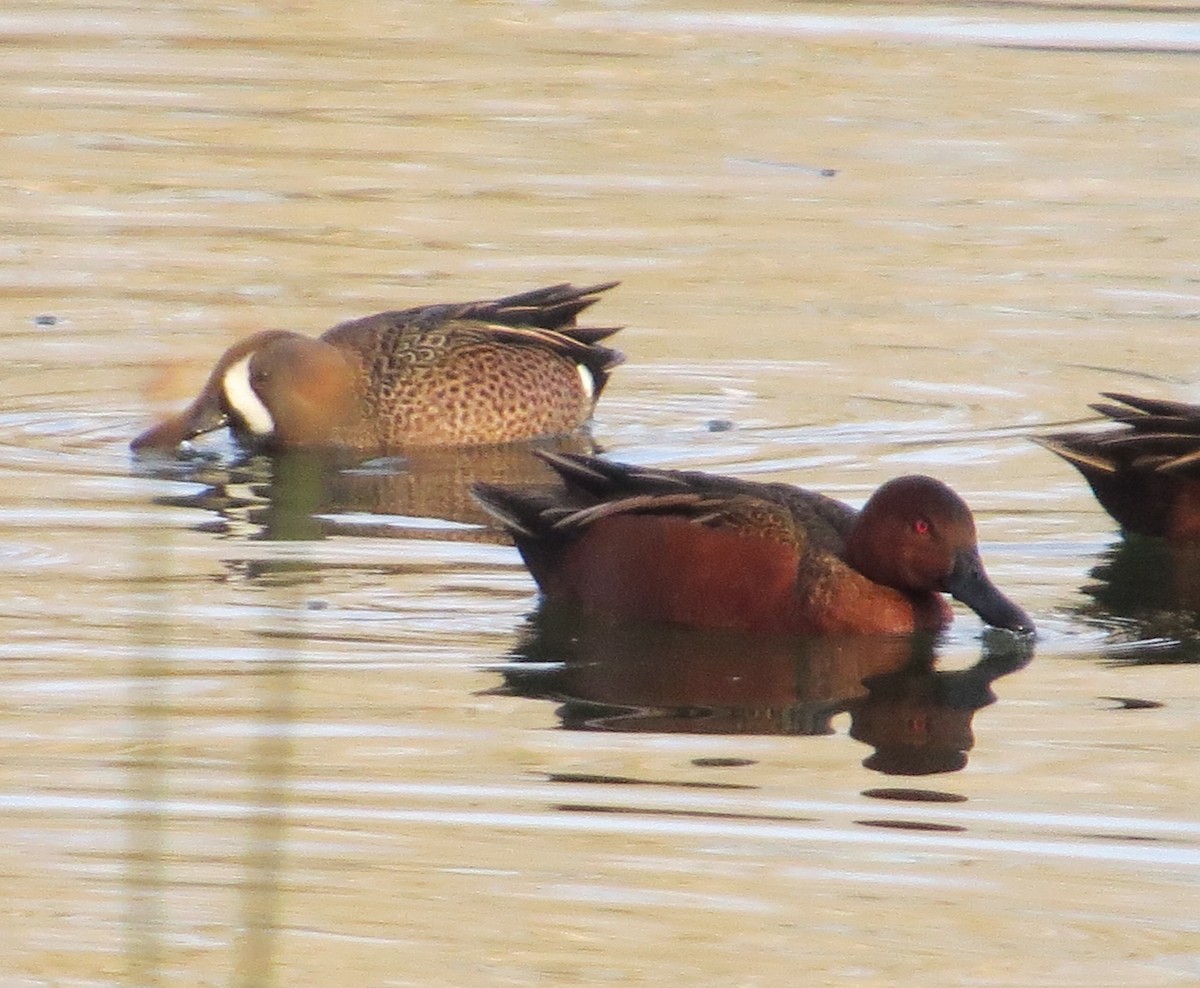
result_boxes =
[1074,535,1200,663]
[132,436,596,542]
[498,604,1034,775]
[848,633,1032,775]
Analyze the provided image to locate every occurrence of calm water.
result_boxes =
[3,1,1200,985]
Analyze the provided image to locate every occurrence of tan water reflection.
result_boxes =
[133,437,596,539]
[6,0,1200,985]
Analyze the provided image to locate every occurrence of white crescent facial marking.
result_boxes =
[222,354,275,436]
[576,362,595,402]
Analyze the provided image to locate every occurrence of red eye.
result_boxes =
[914,518,930,535]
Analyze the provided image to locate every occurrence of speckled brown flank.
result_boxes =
[341,328,598,448]
[131,281,624,453]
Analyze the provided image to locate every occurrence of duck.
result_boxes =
[472,452,1034,636]
[1036,391,1200,540]
[131,281,623,453]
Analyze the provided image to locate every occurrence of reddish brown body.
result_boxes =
[473,453,1032,637]
[542,515,949,635]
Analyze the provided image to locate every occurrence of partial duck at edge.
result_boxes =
[1037,391,1200,541]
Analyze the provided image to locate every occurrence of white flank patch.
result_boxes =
[576,362,595,401]
[222,355,275,435]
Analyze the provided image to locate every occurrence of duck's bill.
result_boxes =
[131,395,227,452]
[945,546,1035,634]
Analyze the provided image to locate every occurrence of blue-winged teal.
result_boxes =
[132,281,623,453]
[471,452,1033,636]
[1038,391,1200,540]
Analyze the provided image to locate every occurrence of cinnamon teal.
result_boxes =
[472,452,1034,636]
[1037,391,1200,540]
[131,281,623,453]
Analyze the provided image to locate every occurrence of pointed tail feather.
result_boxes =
[471,482,556,540]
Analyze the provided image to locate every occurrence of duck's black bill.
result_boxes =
[945,546,1035,634]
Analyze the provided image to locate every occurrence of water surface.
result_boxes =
[3,2,1200,985]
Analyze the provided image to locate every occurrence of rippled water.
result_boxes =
[3,2,1200,985]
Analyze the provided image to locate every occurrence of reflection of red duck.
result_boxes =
[503,606,1034,773]
[846,645,1032,775]
[1072,536,1200,657]
[505,607,923,735]
[474,452,1033,636]
[540,615,917,709]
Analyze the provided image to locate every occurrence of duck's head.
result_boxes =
[131,331,357,452]
[845,475,1033,634]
